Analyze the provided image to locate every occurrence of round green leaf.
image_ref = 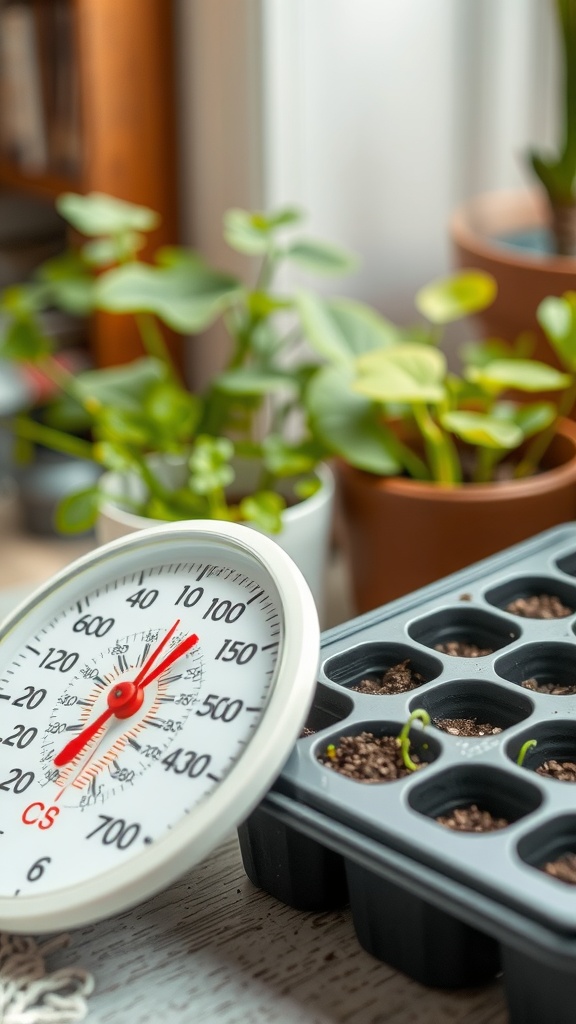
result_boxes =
[223,207,304,255]
[296,291,401,367]
[353,344,447,404]
[306,365,402,474]
[0,282,52,316]
[286,238,358,276]
[469,358,571,393]
[261,435,316,477]
[223,209,272,255]
[0,318,52,361]
[75,357,166,409]
[144,382,201,437]
[54,486,100,534]
[95,406,152,447]
[214,368,298,396]
[440,410,523,449]
[537,294,576,371]
[36,252,96,316]
[93,441,138,472]
[95,260,242,332]
[265,207,303,228]
[415,270,497,325]
[188,435,235,494]
[239,491,286,533]
[56,192,159,236]
[510,401,556,437]
[82,232,146,267]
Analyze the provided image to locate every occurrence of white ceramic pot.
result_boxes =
[96,459,335,623]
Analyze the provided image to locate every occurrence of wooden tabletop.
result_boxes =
[0,492,510,1024]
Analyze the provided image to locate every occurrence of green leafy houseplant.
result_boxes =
[0,192,356,534]
[529,0,576,255]
[300,270,576,482]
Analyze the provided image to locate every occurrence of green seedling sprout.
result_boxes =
[397,709,431,772]
[325,743,337,761]
[516,739,538,767]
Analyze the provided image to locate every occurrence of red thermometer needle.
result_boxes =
[53,624,199,768]
[134,632,199,689]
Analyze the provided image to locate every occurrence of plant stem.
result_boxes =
[558,0,576,177]
[12,416,94,461]
[516,739,537,767]
[412,404,461,483]
[135,313,180,381]
[514,382,576,478]
[378,423,431,480]
[37,354,77,395]
[255,248,276,293]
[397,709,431,772]
[130,452,173,501]
[473,446,502,484]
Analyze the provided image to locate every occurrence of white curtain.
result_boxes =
[178,0,557,372]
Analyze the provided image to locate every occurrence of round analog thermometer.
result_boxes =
[0,520,320,932]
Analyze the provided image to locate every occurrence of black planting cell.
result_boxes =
[408,605,520,655]
[507,721,576,780]
[485,575,576,618]
[555,548,576,578]
[408,764,542,827]
[315,719,442,782]
[517,814,576,880]
[411,679,534,734]
[300,681,354,736]
[238,803,348,912]
[501,945,576,1024]
[346,860,501,988]
[495,641,576,695]
[322,641,442,691]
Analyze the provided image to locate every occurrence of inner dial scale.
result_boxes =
[0,521,318,933]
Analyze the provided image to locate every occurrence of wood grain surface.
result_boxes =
[48,833,509,1024]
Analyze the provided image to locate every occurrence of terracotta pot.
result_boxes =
[336,418,576,613]
[450,190,576,363]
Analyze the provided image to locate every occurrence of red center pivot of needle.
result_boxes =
[107,680,144,719]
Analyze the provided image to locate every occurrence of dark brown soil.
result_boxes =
[434,717,502,737]
[521,677,576,696]
[435,804,509,833]
[541,851,576,884]
[536,759,576,782]
[318,730,425,783]
[300,725,316,738]
[435,641,494,657]
[505,594,573,619]
[350,660,424,695]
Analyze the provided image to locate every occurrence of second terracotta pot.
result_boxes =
[336,418,576,613]
[450,189,576,363]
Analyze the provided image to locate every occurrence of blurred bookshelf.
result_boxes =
[0,0,180,369]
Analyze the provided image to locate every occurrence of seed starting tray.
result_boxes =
[238,524,576,1024]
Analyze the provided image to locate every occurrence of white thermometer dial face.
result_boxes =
[0,523,318,931]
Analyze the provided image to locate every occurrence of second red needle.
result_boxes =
[53,626,199,768]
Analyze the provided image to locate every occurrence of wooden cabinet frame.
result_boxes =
[0,0,180,368]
